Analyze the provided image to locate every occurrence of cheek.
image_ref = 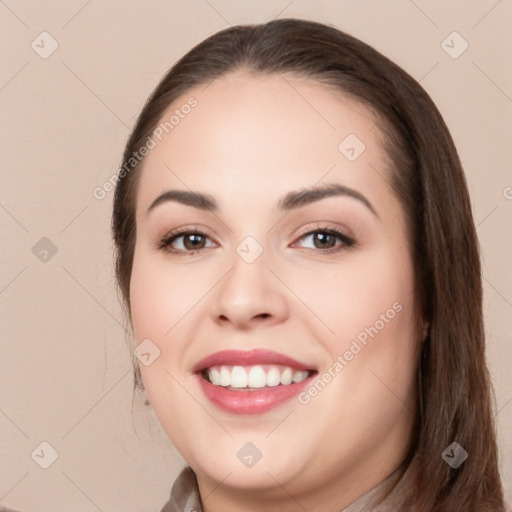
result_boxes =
[129,252,198,436]
[128,250,189,406]
[305,246,418,423]
[129,249,202,344]
[303,242,417,402]
[289,242,415,347]
[128,248,219,409]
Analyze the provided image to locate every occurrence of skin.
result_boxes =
[129,70,424,512]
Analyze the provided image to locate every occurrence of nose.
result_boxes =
[209,249,289,331]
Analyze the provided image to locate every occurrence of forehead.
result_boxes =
[136,70,393,216]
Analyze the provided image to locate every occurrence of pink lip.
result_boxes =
[196,375,315,415]
[191,349,315,373]
[192,349,317,415]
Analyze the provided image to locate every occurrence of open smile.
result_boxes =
[193,349,318,414]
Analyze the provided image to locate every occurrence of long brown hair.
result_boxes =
[112,18,507,511]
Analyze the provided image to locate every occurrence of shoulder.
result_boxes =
[0,505,20,512]
[160,465,203,512]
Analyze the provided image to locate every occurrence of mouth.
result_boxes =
[199,364,314,391]
[192,349,318,414]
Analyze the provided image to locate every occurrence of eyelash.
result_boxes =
[156,225,355,257]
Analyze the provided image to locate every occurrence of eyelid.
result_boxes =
[293,221,353,239]
[156,222,355,256]
[155,224,217,250]
[290,224,355,252]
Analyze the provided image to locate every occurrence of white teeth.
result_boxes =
[208,367,220,385]
[280,367,293,385]
[248,366,267,388]
[292,370,309,383]
[266,367,281,387]
[219,367,231,386]
[205,365,311,388]
[230,366,248,388]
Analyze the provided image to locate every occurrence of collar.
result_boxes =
[160,459,416,512]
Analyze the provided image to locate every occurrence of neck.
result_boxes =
[195,452,410,512]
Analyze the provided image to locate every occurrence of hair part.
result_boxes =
[112,18,506,510]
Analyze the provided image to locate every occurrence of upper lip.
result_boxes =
[192,349,316,373]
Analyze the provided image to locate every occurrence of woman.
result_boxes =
[111,18,509,512]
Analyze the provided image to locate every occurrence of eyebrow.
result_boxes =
[146,183,379,218]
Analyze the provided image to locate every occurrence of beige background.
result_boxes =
[0,1,511,510]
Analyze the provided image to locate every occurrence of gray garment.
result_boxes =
[0,461,509,511]
[160,466,204,512]
[160,460,416,512]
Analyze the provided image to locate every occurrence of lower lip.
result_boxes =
[196,373,314,415]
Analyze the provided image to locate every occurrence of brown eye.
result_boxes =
[307,232,337,249]
[294,227,355,253]
[158,230,216,255]
[181,233,207,250]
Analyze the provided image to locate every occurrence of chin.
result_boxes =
[194,456,301,491]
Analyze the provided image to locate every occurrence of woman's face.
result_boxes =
[130,70,421,506]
